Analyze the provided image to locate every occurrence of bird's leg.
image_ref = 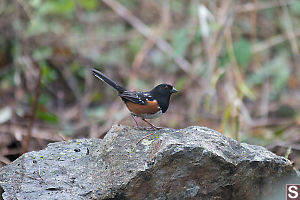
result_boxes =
[142,118,161,130]
[136,119,162,144]
[131,114,142,129]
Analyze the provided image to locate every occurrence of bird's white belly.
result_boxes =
[133,110,163,119]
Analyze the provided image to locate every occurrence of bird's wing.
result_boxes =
[120,91,153,105]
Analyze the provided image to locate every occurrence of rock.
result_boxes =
[0,125,299,200]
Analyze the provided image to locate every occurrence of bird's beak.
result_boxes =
[170,87,178,93]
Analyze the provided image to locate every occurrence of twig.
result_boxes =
[250,0,258,40]
[259,78,270,117]
[224,28,243,140]
[252,29,300,53]
[56,66,81,102]
[0,64,13,76]
[249,118,294,128]
[136,132,155,144]
[198,0,234,115]
[38,165,44,180]
[213,1,235,63]
[16,0,33,19]
[89,100,128,138]
[102,0,192,75]
[22,65,41,154]
[129,0,170,89]
[58,133,68,141]
[98,106,129,138]
[267,134,300,151]
[235,0,294,13]
[0,155,11,165]
[278,0,299,56]
[2,123,66,142]
[16,171,42,181]
[128,32,159,89]
[204,0,234,88]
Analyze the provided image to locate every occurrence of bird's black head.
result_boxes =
[151,84,178,95]
[150,84,178,113]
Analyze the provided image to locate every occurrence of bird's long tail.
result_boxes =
[92,68,126,93]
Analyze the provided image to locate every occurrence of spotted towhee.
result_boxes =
[92,68,178,131]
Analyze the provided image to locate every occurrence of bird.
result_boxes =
[92,68,178,141]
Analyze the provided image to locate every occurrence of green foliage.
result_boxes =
[101,48,127,65]
[36,109,58,124]
[219,48,230,68]
[41,64,58,84]
[233,38,252,68]
[170,0,184,12]
[27,93,58,124]
[0,68,14,87]
[33,47,52,61]
[222,104,232,137]
[90,92,104,102]
[27,17,49,35]
[38,93,51,105]
[247,52,290,99]
[86,106,106,120]
[11,38,21,60]
[172,28,190,57]
[284,147,292,159]
[39,0,75,16]
[239,82,256,100]
[291,1,300,16]
[151,50,168,68]
[70,62,86,79]
[133,79,148,91]
[128,37,143,61]
[174,77,187,92]
[194,29,203,44]
[78,0,99,11]
[241,133,271,147]
[273,104,297,119]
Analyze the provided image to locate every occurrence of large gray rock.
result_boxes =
[0,125,298,200]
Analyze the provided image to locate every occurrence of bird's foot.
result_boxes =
[142,119,162,130]
[149,126,162,130]
[138,126,162,130]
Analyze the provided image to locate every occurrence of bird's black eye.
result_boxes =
[164,85,169,90]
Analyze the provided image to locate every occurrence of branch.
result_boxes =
[22,65,41,153]
[102,0,192,74]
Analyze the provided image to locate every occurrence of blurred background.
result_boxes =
[0,0,299,170]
